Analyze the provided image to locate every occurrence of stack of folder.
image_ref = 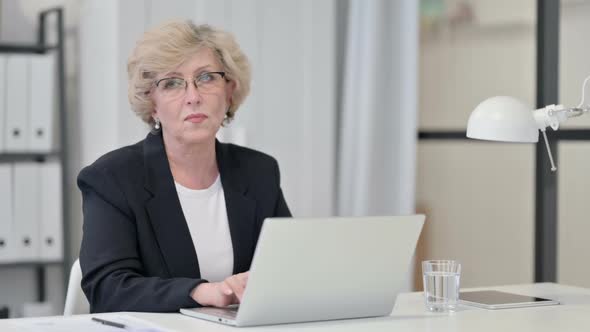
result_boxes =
[0,52,58,153]
[0,51,62,263]
[0,161,63,263]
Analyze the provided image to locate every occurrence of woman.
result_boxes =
[78,21,291,313]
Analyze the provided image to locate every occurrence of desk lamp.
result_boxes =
[466,77,590,171]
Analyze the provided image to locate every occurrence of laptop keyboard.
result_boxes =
[198,306,239,320]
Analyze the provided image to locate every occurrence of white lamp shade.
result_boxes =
[466,96,539,143]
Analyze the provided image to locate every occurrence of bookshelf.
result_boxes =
[0,7,68,316]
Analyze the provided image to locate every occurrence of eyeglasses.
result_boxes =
[153,71,227,99]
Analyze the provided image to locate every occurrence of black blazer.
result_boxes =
[78,131,291,313]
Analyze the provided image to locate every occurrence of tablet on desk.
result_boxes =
[459,290,560,310]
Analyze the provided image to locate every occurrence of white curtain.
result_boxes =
[337,0,419,217]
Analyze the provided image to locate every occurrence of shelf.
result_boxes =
[0,7,69,308]
[548,129,590,140]
[418,131,467,140]
[0,152,60,163]
[0,44,56,54]
[0,261,62,268]
[417,129,590,141]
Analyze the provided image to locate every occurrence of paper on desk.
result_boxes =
[10,314,169,332]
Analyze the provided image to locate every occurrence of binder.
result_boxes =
[13,163,40,261]
[0,55,6,152]
[39,161,62,261]
[29,52,58,153]
[0,164,14,262]
[4,55,30,152]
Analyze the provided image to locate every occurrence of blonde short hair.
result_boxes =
[127,21,251,126]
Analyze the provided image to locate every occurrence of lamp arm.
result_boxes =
[533,105,587,131]
[533,105,567,131]
[532,105,588,172]
[540,129,557,172]
[561,107,588,118]
[532,106,565,172]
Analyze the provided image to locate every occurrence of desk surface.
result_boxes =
[3,283,590,331]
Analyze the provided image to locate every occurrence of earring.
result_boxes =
[154,118,161,130]
[225,106,231,120]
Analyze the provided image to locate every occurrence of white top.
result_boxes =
[174,175,233,282]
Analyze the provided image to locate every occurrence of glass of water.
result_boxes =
[422,260,461,312]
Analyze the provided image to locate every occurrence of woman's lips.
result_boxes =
[185,113,208,123]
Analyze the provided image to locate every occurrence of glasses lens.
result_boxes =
[157,78,186,98]
[195,72,225,93]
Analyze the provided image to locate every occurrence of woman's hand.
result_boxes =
[190,271,249,307]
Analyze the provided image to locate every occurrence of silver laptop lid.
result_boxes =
[235,215,425,326]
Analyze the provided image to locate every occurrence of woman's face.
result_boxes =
[151,48,235,145]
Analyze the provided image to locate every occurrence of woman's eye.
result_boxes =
[198,73,214,83]
[163,79,184,89]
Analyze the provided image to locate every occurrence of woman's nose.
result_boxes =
[184,80,202,104]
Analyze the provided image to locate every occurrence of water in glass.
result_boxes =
[423,271,460,312]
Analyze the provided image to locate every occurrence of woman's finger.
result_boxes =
[225,276,245,301]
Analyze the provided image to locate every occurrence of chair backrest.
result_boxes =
[63,259,90,315]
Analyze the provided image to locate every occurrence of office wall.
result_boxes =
[419,16,536,129]
[558,142,590,287]
[560,1,590,129]
[416,1,537,288]
[557,1,590,287]
[416,0,590,289]
[416,142,535,287]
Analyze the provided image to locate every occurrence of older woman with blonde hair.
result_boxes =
[78,21,291,313]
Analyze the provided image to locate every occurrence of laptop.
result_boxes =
[180,215,425,327]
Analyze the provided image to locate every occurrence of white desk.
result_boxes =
[2,283,590,331]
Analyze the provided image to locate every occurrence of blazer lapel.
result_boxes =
[142,132,258,279]
[143,132,201,278]
[216,140,258,274]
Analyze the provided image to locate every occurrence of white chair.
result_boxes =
[63,259,90,315]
